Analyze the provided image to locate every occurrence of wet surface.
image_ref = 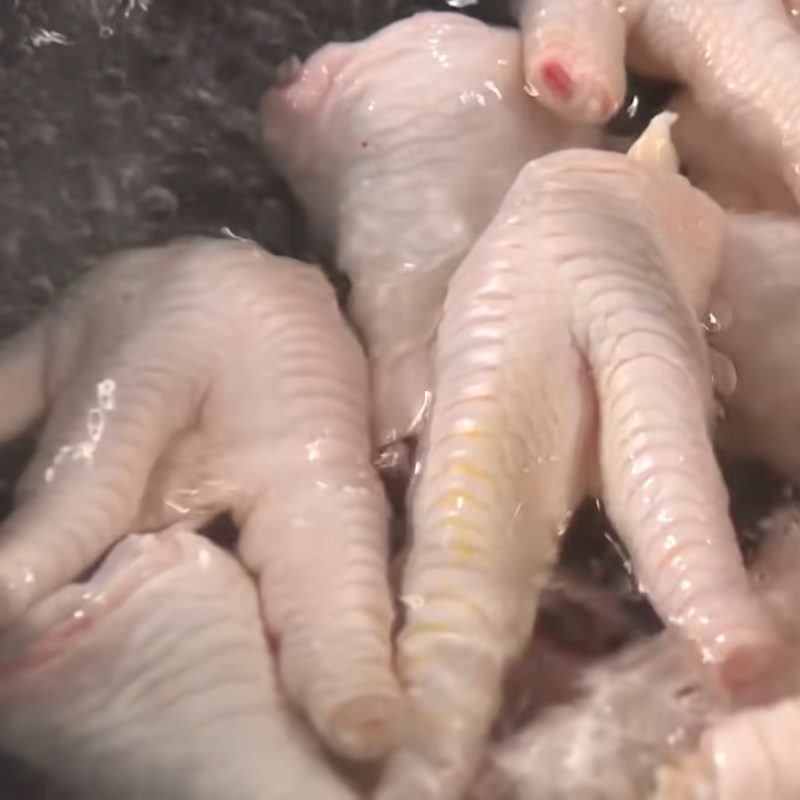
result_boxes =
[0,1,789,796]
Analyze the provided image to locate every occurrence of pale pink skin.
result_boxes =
[470,503,800,800]
[670,92,797,214]
[654,505,800,800]
[0,529,358,800]
[375,150,774,800]
[262,11,602,447]
[516,0,800,203]
[0,238,400,760]
[469,213,800,799]
[711,214,800,484]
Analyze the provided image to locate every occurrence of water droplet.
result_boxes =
[220,226,248,241]
[701,311,722,333]
[701,300,733,334]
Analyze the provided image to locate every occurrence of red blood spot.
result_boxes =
[540,60,575,102]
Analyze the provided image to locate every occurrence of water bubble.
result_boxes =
[701,300,733,334]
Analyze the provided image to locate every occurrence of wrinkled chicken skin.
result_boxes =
[711,214,800,482]
[471,503,800,800]
[262,11,601,447]
[0,529,357,800]
[376,124,774,800]
[477,212,800,799]
[517,0,800,203]
[669,92,796,214]
[0,238,400,760]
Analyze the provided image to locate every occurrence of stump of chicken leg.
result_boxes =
[376,114,776,800]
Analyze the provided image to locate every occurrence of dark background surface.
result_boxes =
[0,1,787,797]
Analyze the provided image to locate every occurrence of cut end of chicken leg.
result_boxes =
[627,110,680,172]
[518,0,627,125]
[530,53,620,124]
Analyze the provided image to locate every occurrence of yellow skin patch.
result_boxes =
[442,459,492,481]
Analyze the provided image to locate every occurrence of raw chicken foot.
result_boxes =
[0,528,358,800]
[0,237,400,760]
[654,504,800,800]
[262,11,601,447]
[376,118,775,800]
[516,0,800,205]
[471,502,800,800]
[468,209,800,800]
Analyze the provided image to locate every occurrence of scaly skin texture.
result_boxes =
[0,529,358,800]
[0,238,400,760]
[262,11,601,447]
[376,144,774,800]
[516,0,800,203]
[470,503,800,800]
[711,214,800,482]
[475,213,800,799]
